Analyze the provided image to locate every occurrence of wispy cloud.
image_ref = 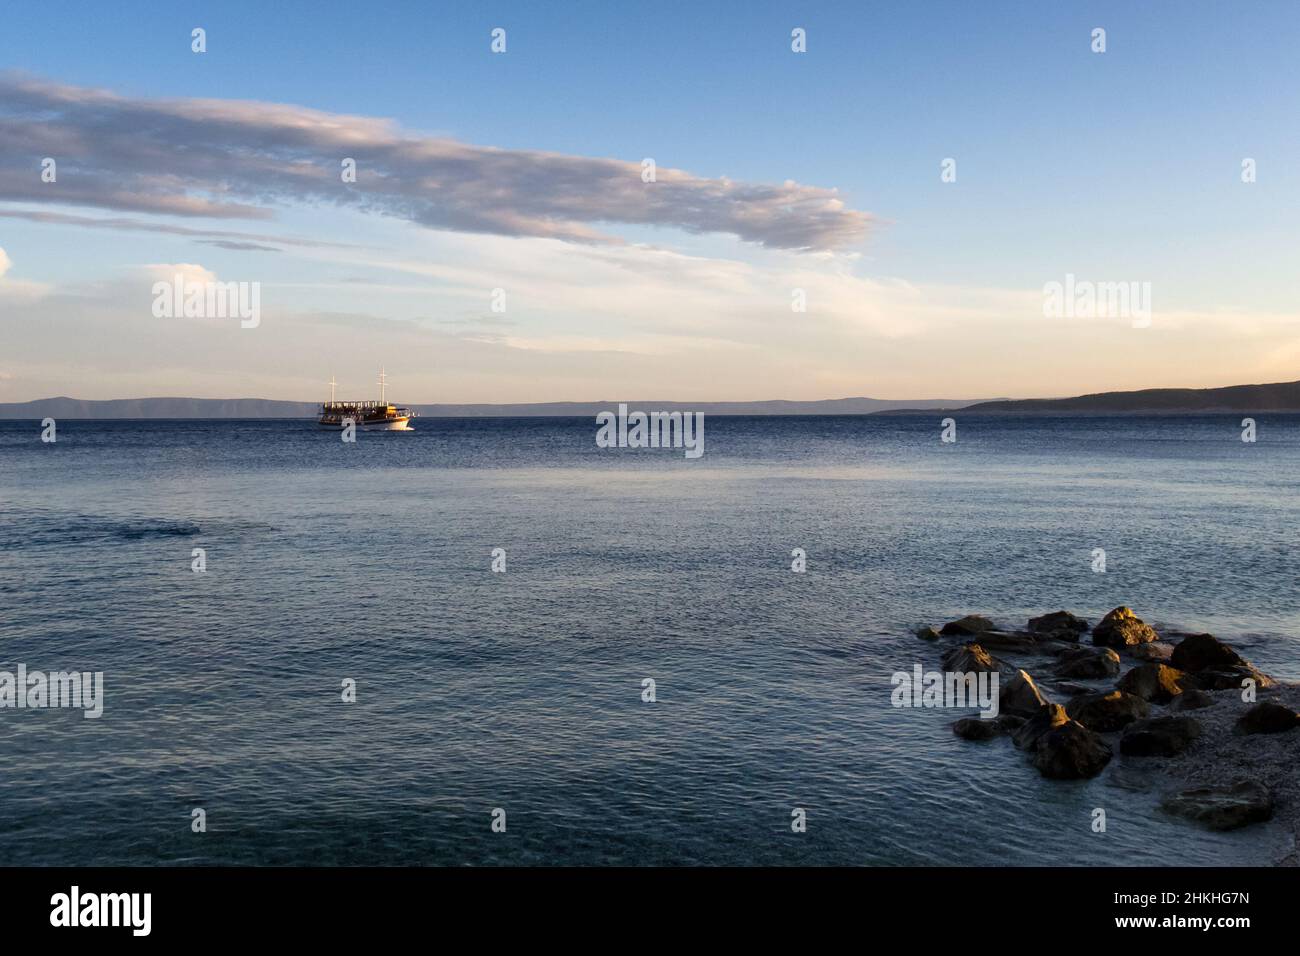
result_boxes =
[0,73,871,251]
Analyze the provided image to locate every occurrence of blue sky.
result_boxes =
[1,1,1298,401]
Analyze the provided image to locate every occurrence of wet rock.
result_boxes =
[1066,690,1150,732]
[1117,663,1191,703]
[1054,646,1120,680]
[916,626,942,641]
[1170,688,1214,711]
[940,615,995,636]
[1129,642,1175,663]
[1120,716,1203,756]
[1194,667,1274,690]
[1027,610,1088,640]
[1092,606,1159,647]
[996,714,1027,733]
[1031,720,1113,779]
[1052,680,1096,697]
[1011,703,1069,750]
[1170,633,1247,672]
[999,669,1050,717]
[952,716,1001,741]
[1161,781,1274,831]
[1234,701,1300,735]
[974,631,1044,653]
[941,643,1003,674]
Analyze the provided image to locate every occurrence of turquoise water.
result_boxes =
[0,414,1296,865]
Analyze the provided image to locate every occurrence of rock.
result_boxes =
[1170,633,1247,672]
[1120,716,1203,756]
[973,631,1043,653]
[1027,610,1088,640]
[940,615,995,636]
[1092,606,1159,647]
[952,716,1002,741]
[1066,690,1149,732]
[916,626,942,641]
[1052,680,1096,697]
[1117,663,1191,703]
[1053,646,1121,679]
[941,643,1003,674]
[1011,703,1069,750]
[999,669,1050,717]
[1161,781,1274,831]
[1170,688,1214,711]
[1168,634,1275,687]
[996,714,1027,733]
[1234,701,1300,735]
[1031,720,1113,779]
[1129,642,1174,663]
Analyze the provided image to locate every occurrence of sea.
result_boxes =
[1,413,1297,866]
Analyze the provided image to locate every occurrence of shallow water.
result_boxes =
[0,414,1296,865]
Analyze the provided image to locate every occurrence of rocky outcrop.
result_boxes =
[1091,606,1159,647]
[1117,663,1191,703]
[915,625,942,641]
[940,615,995,636]
[1234,701,1300,736]
[1066,690,1149,732]
[1053,646,1120,679]
[1031,721,1113,779]
[941,643,1003,674]
[1120,716,1203,756]
[1169,633,1275,690]
[1027,611,1088,640]
[1161,781,1274,831]
[999,669,1050,717]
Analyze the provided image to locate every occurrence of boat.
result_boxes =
[317,368,415,431]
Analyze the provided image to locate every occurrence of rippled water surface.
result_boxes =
[1,415,1297,865]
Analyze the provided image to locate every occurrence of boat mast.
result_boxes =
[377,367,388,405]
[328,375,337,403]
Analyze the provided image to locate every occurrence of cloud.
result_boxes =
[0,246,9,279]
[0,73,871,251]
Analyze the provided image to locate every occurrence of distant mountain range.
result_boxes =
[2,380,1298,418]
[957,380,1300,414]
[0,396,982,419]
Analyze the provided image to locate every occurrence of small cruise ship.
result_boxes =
[318,369,415,431]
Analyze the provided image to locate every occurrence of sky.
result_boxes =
[1,0,1298,403]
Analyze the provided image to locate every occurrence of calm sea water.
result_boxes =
[1,414,1297,866]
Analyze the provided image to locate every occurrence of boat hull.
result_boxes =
[317,416,412,431]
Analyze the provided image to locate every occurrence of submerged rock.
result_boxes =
[1054,646,1120,679]
[1092,606,1159,647]
[941,643,1003,674]
[1117,663,1191,703]
[952,716,1001,741]
[1066,690,1149,732]
[916,625,942,641]
[1161,781,1274,831]
[1031,720,1113,779]
[999,669,1050,717]
[1120,716,1203,756]
[940,615,995,636]
[1027,610,1088,640]
[1234,701,1300,735]
[972,631,1042,653]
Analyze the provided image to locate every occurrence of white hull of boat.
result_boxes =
[318,416,413,431]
